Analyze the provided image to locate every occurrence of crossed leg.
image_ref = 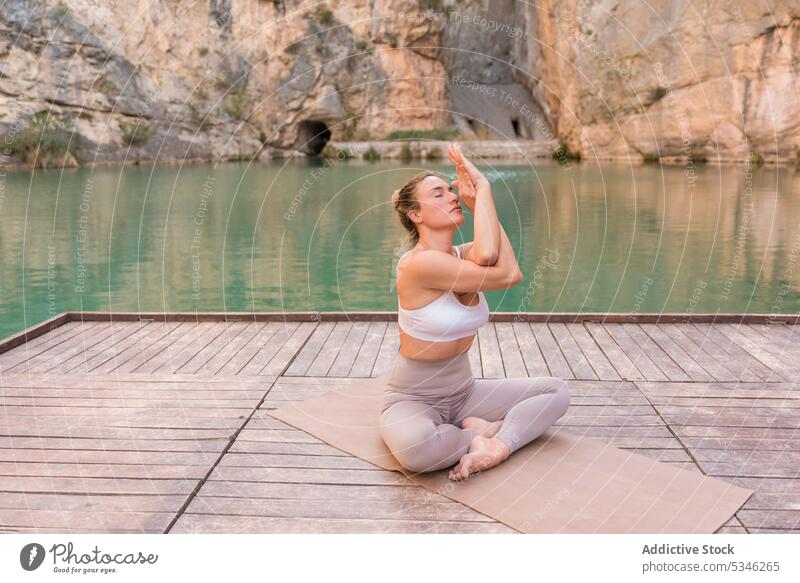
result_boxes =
[378,400,479,474]
[448,376,571,480]
[378,376,570,478]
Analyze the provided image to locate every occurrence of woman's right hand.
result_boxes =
[448,143,487,186]
[448,144,477,212]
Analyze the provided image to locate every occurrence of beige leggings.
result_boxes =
[379,350,571,474]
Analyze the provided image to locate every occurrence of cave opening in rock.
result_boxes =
[296,120,331,156]
[510,117,521,138]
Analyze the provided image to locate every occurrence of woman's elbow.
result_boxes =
[505,268,524,287]
[474,251,500,266]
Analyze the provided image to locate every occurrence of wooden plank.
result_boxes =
[0,449,218,465]
[0,322,88,371]
[742,324,800,373]
[171,514,514,534]
[111,322,197,373]
[674,324,762,382]
[744,493,800,512]
[328,322,370,377]
[691,448,800,466]
[690,324,778,381]
[185,496,495,522]
[556,415,665,427]
[675,425,800,440]
[645,395,800,410]
[0,493,185,512]
[0,385,266,399]
[0,313,72,356]
[681,436,800,452]
[621,324,690,381]
[723,476,800,494]
[0,416,243,430]
[238,322,301,376]
[511,322,549,377]
[530,323,572,378]
[660,324,741,382]
[477,324,504,378]
[549,323,597,380]
[371,322,399,377]
[349,321,388,377]
[10,322,113,373]
[48,321,148,374]
[261,322,318,376]
[634,381,798,399]
[305,322,353,376]
[584,323,644,380]
[284,322,334,376]
[714,324,794,380]
[567,324,621,380]
[638,323,711,381]
[735,510,800,529]
[658,409,800,429]
[2,395,265,408]
[0,526,150,534]
[149,322,230,374]
[80,322,177,373]
[0,475,197,495]
[0,437,229,452]
[715,526,749,534]
[0,509,173,532]
[495,323,527,377]
[601,324,666,381]
[0,461,208,480]
[0,373,268,390]
[193,321,264,375]
[177,322,253,374]
[215,322,282,375]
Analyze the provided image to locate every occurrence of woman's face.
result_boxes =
[411,175,464,230]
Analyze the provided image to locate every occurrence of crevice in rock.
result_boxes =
[295,120,331,156]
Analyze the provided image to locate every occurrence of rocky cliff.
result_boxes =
[1,0,797,167]
[513,0,800,162]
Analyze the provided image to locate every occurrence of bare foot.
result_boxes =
[460,416,503,438]
[448,435,511,481]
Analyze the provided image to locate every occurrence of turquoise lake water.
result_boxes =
[1,158,798,340]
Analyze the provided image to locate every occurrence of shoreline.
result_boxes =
[2,139,798,172]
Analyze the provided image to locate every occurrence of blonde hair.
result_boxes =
[391,171,438,251]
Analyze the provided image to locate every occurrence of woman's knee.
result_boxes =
[385,434,442,473]
[552,378,571,416]
[379,417,440,473]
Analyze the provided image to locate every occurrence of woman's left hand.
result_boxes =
[448,143,487,186]
[448,144,477,212]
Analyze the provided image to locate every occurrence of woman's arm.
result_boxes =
[448,144,501,265]
[464,222,520,276]
[471,178,502,265]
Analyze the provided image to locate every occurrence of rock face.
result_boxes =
[513,0,800,162]
[0,0,797,166]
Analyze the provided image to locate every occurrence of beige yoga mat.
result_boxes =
[265,375,753,533]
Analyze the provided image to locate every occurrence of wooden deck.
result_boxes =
[0,312,798,534]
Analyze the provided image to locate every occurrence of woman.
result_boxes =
[381,143,571,481]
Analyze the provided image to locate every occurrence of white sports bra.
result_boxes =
[396,245,490,342]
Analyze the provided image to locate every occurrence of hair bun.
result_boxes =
[391,188,401,207]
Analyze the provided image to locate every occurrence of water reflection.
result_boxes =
[0,159,798,339]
